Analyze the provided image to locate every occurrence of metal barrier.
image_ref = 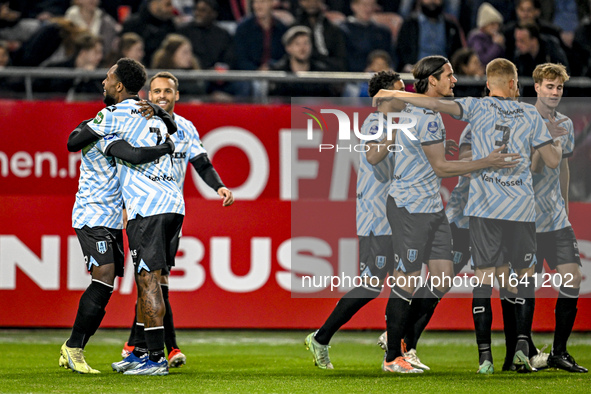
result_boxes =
[1,67,591,102]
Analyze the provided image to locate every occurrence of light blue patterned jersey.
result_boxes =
[88,99,185,220]
[445,125,472,229]
[170,113,207,191]
[357,112,393,236]
[456,97,553,222]
[72,136,123,229]
[389,104,446,213]
[533,112,574,232]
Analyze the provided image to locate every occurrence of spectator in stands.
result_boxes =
[340,0,392,72]
[3,0,69,21]
[574,15,591,77]
[215,0,248,21]
[552,0,591,76]
[550,0,590,48]
[468,0,515,33]
[0,39,22,94]
[451,47,484,77]
[151,33,206,96]
[35,33,104,95]
[121,0,176,66]
[233,0,288,71]
[151,33,200,70]
[343,49,393,97]
[177,0,233,70]
[103,32,144,66]
[294,0,347,71]
[0,1,34,45]
[513,23,569,80]
[467,2,504,66]
[396,0,464,72]
[450,47,486,97]
[11,17,87,67]
[503,0,562,59]
[64,0,121,58]
[270,25,337,98]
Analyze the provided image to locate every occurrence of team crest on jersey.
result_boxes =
[369,125,380,135]
[427,121,438,133]
[375,255,386,269]
[96,241,108,254]
[407,249,418,263]
[453,251,463,264]
[93,112,104,124]
[525,253,532,262]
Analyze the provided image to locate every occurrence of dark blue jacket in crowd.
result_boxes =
[233,16,288,70]
[339,18,393,72]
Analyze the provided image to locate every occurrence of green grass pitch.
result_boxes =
[0,329,589,393]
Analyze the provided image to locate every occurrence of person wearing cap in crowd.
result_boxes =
[467,2,505,66]
[270,25,338,98]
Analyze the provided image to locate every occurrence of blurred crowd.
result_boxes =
[1,0,591,101]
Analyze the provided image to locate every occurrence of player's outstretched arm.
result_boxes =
[530,149,544,173]
[67,119,100,152]
[190,153,234,206]
[423,143,521,178]
[105,136,175,165]
[372,89,462,117]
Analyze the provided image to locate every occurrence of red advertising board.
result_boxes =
[0,100,590,331]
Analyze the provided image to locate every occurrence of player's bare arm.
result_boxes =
[458,143,472,160]
[530,149,544,173]
[536,139,562,169]
[422,142,520,178]
[366,135,395,165]
[372,89,462,117]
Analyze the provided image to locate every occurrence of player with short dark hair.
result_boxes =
[119,71,234,369]
[531,63,587,373]
[305,70,406,370]
[373,57,563,374]
[379,56,520,374]
[66,57,183,376]
[60,59,177,374]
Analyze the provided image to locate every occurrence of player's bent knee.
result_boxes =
[557,263,582,288]
[91,263,116,286]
